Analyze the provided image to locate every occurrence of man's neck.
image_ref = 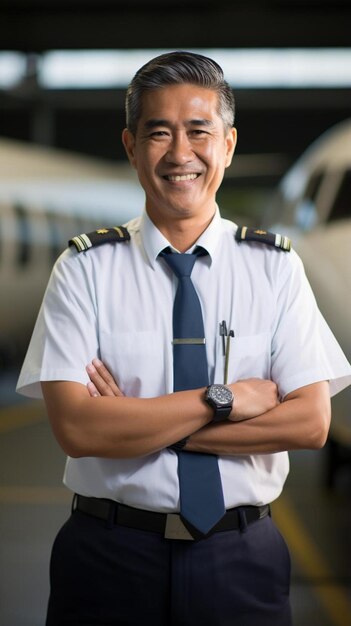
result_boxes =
[147,211,216,253]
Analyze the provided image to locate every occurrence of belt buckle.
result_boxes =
[164,514,194,540]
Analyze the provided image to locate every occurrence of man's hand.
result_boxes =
[86,359,124,397]
[228,378,280,422]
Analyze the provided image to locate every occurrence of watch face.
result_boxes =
[209,384,233,406]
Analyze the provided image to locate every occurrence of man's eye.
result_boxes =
[191,130,208,136]
[150,131,168,137]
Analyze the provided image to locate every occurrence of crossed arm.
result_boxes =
[41,359,331,459]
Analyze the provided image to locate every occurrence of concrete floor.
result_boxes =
[1,371,350,626]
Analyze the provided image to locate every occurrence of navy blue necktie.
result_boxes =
[162,249,225,536]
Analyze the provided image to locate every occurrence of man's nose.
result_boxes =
[165,132,193,164]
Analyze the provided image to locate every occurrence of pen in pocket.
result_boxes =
[220,321,234,384]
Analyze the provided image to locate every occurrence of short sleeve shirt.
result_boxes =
[17,208,351,512]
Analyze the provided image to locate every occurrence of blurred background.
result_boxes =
[0,1,350,624]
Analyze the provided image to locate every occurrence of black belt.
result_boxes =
[74,494,270,541]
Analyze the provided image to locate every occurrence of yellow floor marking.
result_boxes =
[0,401,46,434]
[0,485,71,504]
[272,496,351,626]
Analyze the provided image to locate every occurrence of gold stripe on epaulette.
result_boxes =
[275,233,291,251]
[241,226,248,240]
[80,234,93,249]
[71,234,92,252]
[283,236,291,251]
[113,226,124,238]
[275,234,282,248]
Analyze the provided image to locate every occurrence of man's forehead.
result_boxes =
[138,85,221,124]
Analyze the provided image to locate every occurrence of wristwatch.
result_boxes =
[205,384,234,422]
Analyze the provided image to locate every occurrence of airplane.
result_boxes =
[264,118,351,487]
[0,138,143,364]
[264,117,350,353]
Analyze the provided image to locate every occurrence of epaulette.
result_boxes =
[69,226,130,253]
[235,226,291,252]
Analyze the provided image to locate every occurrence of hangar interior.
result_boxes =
[0,1,350,625]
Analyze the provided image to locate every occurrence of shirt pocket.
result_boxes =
[222,331,271,383]
[99,330,168,397]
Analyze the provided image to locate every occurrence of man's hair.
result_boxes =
[125,51,235,135]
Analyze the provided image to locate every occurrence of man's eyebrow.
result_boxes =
[143,118,215,129]
[187,119,215,127]
[143,119,170,129]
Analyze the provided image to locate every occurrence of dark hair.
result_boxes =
[125,51,235,135]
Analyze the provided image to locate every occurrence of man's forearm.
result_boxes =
[49,360,322,460]
[185,381,331,455]
[42,381,214,459]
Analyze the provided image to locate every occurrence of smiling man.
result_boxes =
[17,51,351,626]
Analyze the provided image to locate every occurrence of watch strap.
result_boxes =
[168,437,188,452]
[212,405,232,422]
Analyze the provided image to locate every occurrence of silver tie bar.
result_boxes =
[172,338,206,345]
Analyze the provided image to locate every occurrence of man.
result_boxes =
[17,51,351,625]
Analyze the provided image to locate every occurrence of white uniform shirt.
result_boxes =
[17,208,351,512]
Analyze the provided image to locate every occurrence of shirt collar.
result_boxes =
[140,206,223,269]
[194,205,222,260]
[140,211,172,269]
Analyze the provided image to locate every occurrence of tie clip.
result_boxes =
[172,338,206,345]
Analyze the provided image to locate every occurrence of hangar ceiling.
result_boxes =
[1,0,351,49]
[0,0,350,184]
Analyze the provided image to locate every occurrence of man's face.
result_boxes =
[123,84,236,227]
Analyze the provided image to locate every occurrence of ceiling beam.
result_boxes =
[1,4,350,50]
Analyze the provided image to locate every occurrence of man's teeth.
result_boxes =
[166,174,198,181]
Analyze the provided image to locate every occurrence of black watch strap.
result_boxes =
[213,405,232,422]
[168,437,188,452]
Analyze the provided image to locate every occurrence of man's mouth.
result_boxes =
[163,173,200,182]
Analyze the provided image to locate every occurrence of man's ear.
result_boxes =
[122,128,137,168]
[224,127,237,169]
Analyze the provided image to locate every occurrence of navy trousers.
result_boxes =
[46,509,292,626]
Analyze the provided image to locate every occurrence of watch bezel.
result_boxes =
[205,384,234,422]
[207,384,233,406]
